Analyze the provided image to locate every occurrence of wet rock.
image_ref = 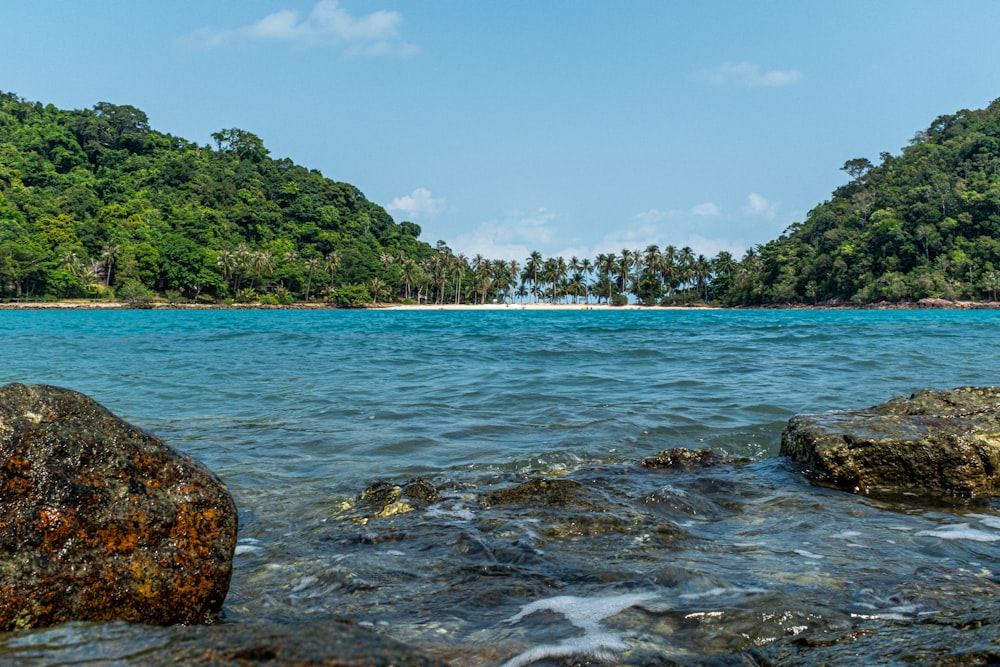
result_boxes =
[640,447,749,470]
[780,386,1000,497]
[129,619,450,666]
[357,477,440,520]
[0,383,237,629]
[480,476,594,508]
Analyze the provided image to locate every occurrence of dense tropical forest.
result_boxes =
[3,90,1000,306]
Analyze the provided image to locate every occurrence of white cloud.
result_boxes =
[691,202,720,217]
[744,192,778,219]
[386,188,445,220]
[700,61,802,87]
[448,205,751,264]
[180,1,418,55]
[450,208,558,261]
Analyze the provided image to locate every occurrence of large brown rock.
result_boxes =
[0,383,237,629]
[781,386,1000,497]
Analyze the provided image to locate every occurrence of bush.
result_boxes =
[117,280,154,307]
[332,283,372,308]
[609,293,629,307]
[164,290,185,304]
[235,288,259,303]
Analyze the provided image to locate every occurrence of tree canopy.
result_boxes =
[0,91,432,303]
[719,97,1000,305]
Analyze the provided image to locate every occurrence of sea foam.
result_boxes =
[916,523,1000,542]
[499,592,658,667]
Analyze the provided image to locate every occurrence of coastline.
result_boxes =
[0,298,997,311]
[0,299,717,311]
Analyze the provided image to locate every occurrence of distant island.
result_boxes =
[2,90,1000,308]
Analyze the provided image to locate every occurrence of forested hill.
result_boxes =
[722,97,1000,305]
[0,91,434,304]
[6,90,1000,307]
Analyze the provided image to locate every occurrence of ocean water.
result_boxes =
[2,308,1000,664]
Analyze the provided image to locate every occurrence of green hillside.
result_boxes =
[4,90,1000,307]
[722,98,1000,305]
[0,91,433,305]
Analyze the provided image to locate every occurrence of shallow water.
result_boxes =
[3,308,1000,665]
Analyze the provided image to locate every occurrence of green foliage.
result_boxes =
[117,279,154,307]
[331,283,372,308]
[10,89,1000,308]
[0,91,432,301]
[721,97,1000,305]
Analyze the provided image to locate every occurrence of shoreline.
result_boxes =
[0,298,997,311]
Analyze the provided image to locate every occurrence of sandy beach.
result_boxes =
[381,302,710,311]
[0,299,717,311]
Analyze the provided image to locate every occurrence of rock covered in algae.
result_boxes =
[0,383,237,629]
[780,386,1000,497]
[640,447,749,470]
[480,477,594,507]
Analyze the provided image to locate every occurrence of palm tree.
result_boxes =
[580,257,593,304]
[491,259,510,303]
[303,256,322,301]
[617,249,634,296]
[694,254,712,301]
[325,250,341,293]
[535,256,569,303]
[677,246,696,293]
[432,251,449,304]
[660,245,678,298]
[566,272,586,303]
[555,256,568,303]
[367,277,388,304]
[631,247,643,296]
[60,250,84,279]
[524,250,543,303]
[472,253,487,304]
[251,250,273,291]
[400,258,419,301]
[453,253,467,304]
[507,259,521,304]
[100,243,119,287]
[596,253,617,303]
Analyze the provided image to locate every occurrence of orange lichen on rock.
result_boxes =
[0,383,237,629]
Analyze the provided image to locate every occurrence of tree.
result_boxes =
[524,250,543,303]
[841,157,873,182]
[99,244,119,287]
[211,128,268,162]
[117,279,154,307]
[303,255,322,301]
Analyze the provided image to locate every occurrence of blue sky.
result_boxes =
[6,1,1000,261]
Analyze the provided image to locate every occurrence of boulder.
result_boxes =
[780,386,1000,497]
[0,383,237,629]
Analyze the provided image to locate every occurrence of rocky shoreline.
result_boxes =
[4,384,1000,663]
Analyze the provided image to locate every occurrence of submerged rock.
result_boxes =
[780,386,1000,497]
[640,447,749,470]
[0,383,237,629]
[355,477,441,521]
[480,477,594,508]
[129,619,450,666]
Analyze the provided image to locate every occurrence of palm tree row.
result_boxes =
[164,239,741,306]
[400,243,738,306]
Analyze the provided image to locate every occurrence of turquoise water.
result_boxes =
[3,309,1000,664]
